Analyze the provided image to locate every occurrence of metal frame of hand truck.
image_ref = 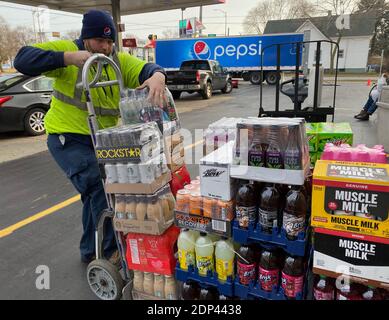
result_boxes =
[258,40,340,123]
[80,54,133,300]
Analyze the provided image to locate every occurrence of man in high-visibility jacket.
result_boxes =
[14,10,167,265]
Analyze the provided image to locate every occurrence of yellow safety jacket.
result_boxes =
[33,40,146,134]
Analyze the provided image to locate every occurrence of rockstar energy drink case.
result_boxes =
[311,160,389,238]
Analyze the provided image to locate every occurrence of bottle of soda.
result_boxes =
[361,285,382,300]
[378,288,389,300]
[181,280,200,300]
[336,282,363,300]
[237,244,257,286]
[199,286,219,300]
[284,124,302,170]
[266,125,284,169]
[258,183,280,234]
[281,255,305,300]
[282,185,307,240]
[313,275,335,300]
[248,125,266,167]
[258,245,282,292]
[236,182,257,229]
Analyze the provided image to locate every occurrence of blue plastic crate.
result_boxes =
[234,277,304,300]
[232,220,308,257]
[175,263,234,297]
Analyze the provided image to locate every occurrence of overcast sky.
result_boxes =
[0,0,262,40]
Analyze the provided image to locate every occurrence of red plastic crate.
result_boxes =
[125,225,179,275]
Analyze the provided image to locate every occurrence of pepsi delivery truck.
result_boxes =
[155,33,304,85]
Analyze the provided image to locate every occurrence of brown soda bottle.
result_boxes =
[281,255,305,300]
[313,275,335,300]
[181,280,200,300]
[266,125,284,169]
[237,244,257,286]
[378,288,389,300]
[258,183,280,234]
[284,124,303,170]
[236,182,257,229]
[336,282,363,300]
[248,125,266,167]
[361,285,383,300]
[282,185,307,240]
[199,286,219,300]
[258,245,282,292]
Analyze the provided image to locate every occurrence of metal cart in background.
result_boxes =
[259,40,340,123]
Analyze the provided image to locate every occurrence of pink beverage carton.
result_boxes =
[337,149,352,161]
[354,150,370,163]
[371,152,387,164]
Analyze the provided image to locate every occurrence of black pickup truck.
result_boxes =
[166,60,232,100]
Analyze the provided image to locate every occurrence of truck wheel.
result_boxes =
[201,82,212,99]
[249,72,262,85]
[221,80,233,94]
[172,91,181,100]
[265,72,280,85]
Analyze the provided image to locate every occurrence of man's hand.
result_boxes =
[136,71,166,107]
[64,51,92,68]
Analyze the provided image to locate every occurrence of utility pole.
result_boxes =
[380,49,385,74]
[199,5,203,36]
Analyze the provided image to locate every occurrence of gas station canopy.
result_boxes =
[5,0,225,15]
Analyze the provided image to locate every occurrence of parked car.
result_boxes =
[166,60,232,100]
[0,73,53,135]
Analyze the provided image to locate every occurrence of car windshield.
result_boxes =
[0,74,24,92]
[181,61,211,71]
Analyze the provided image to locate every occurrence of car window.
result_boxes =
[25,77,53,91]
[181,61,211,71]
[0,74,25,92]
[214,61,222,73]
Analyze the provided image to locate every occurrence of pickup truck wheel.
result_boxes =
[201,82,212,99]
[221,80,233,94]
[172,91,181,100]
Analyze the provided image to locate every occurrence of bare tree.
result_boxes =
[0,17,13,72]
[161,28,179,39]
[243,0,317,34]
[61,29,81,40]
[315,0,359,73]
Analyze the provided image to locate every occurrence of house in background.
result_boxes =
[264,12,377,73]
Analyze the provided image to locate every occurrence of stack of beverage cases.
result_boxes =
[97,95,389,300]
[95,88,190,300]
[172,117,389,300]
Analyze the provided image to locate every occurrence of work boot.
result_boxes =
[108,250,122,267]
[355,112,370,121]
[354,109,367,119]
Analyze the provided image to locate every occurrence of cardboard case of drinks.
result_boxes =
[125,225,180,275]
[113,185,176,235]
[311,160,389,238]
[313,227,389,289]
[230,118,311,186]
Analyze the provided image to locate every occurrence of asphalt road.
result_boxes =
[0,82,374,299]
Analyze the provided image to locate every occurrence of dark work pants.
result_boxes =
[47,133,116,260]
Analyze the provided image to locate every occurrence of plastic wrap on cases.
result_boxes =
[119,87,181,135]
[232,221,308,257]
[231,117,310,185]
[113,184,176,235]
[175,263,234,297]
